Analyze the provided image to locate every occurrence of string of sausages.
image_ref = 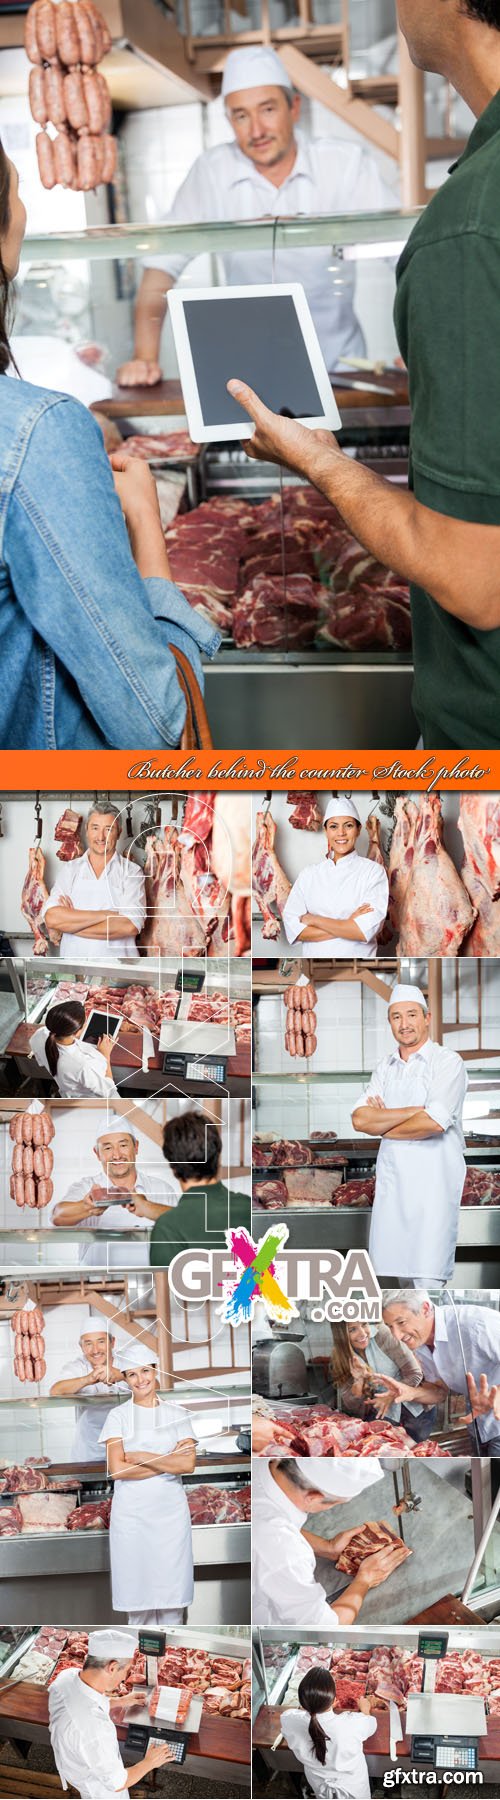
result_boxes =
[284,981,317,1059]
[25,0,117,191]
[11,1307,46,1384]
[9,1111,55,1210]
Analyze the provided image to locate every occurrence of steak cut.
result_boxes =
[233,573,326,649]
[186,1483,250,1524]
[336,1519,411,1575]
[253,1178,288,1210]
[286,791,323,832]
[54,808,84,861]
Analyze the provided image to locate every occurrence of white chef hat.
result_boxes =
[87,1629,138,1662]
[94,1114,138,1148]
[388,984,428,1011]
[222,45,293,99]
[115,1343,159,1371]
[295,1457,384,1498]
[80,1320,113,1338]
[323,796,361,825]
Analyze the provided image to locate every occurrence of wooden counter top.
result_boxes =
[253,1701,500,1762]
[98,370,409,421]
[6,1020,249,1087]
[0,1682,250,1767]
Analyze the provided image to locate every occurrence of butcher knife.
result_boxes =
[389,1700,403,1761]
[142,1026,155,1072]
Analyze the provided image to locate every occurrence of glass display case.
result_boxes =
[20,209,416,748]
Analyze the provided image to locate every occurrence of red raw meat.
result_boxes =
[253,1179,288,1211]
[54,808,84,861]
[233,573,326,649]
[0,1504,22,1535]
[186,1483,250,1524]
[66,1500,111,1530]
[21,846,50,956]
[333,1178,376,1209]
[0,1465,48,1494]
[252,809,291,938]
[398,793,476,956]
[336,1519,410,1575]
[286,792,323,832]
[458,796,500,956]
[124,431,200,462]
[319,578,411,652]
[334,1677,368,1711]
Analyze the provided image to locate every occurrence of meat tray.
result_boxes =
[125,1688,204,1736]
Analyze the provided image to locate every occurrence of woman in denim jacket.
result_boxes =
[0,144,220,749]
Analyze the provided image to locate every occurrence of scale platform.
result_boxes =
[124,1689,203,1737]
[407,1693,486,1736]
[159,1019,236,1057]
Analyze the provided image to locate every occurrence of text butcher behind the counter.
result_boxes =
[117,44,397,388]
[352,983,468,1280]
[43,804,146,961]
[282,795,389,957]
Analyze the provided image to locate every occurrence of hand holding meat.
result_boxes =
[357,1542,410,1589]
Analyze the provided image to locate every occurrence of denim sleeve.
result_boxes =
[4,397,220,748]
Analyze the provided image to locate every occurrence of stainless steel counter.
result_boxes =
[0,1524,250,1626]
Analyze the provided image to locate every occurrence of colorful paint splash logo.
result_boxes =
[218,1224,298,1326]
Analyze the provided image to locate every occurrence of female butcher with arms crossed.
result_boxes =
[0,144,219,750]
[99,1346,197,1626]
[30,1001,118,1100]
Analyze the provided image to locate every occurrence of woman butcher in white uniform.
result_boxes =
[100,1345,197,1626]
[30,1001,117,1100]
[282,796,389,959]
[281,1665,376,1800]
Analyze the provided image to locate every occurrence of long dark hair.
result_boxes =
[0,138,14,376]
[44,1001,86,1077]
[297,1667,335,1767]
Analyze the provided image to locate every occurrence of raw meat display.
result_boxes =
[461,1169,500,1207]
[187,991,229,1024]
[0,1504,23,1536]
[18,1491,78,1532]
[286,792,323,832]
[26,0,116,194]
[66,1499,112,1530]
[335,1519,411,1575]
[232,999,251,1047]
[332,1177,376,1209]
[123,432,200,462]
[54,808,84,861]
[252,1135,339,1169]
[388,798,418,937]
[186,1484,251,1524]
[10,1300,46,1384]
[397,795,476,955]
[319,572,411,652]
[233,573,326,649]
[253,1179,289,1211]
[252,810,291,938]
[283,1167,345,1206]
[283,1644,500,1716]
[459,795,500,956]
[21,846,50,955]
[254,1406,448,1460]
[9,1107,54,1211]
[284,979,318,1059]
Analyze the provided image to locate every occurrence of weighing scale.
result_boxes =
[123,1630,200,1767]
[160,1052,229,1085]
[407,1632,485,1772]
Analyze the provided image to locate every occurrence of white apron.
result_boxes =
[369,1057,465,1279]
[59,860,137,962]
[106,1403,194,1612]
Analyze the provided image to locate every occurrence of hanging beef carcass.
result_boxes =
[387,797,418,937]
[458,796,500,955]
[397,794,476,955]
[252,810,291,938]
[21,847,50,955]
[140,826,206,957]
[211,793,252,956]
[180,792,234,956]
[286,792,323,832]
[54,808,84,861]
[366,812,393,945]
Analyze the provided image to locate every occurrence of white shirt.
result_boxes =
[357,1036,467,1279]
[252,1459,338,1630]
[48,1669,127,1799]
[282,850,389,958]
[144,131,397,373]
[282,1707,377,1800]
[49,1165,178,1269]
[417,1304,500,1446]
[30,1027,116,1101]
[59,1353,129,1463]
[42,851,146,961]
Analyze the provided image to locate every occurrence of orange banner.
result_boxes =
[0,749,497,791]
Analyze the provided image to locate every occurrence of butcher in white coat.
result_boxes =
[48,1627,172,1798]
[43,802,146,962]
[30,1000,117,1100]
[100,1344,197,1626]
[49,1115,177,1268]
[281,1663,376,1800]
[252,1457,408,1629]
[49,1322,129,1463]
[352,984,467,1279]
[282,797,389,958]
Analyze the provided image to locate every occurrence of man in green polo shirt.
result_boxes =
[149,1110,250,1267]
[226,0,500,749]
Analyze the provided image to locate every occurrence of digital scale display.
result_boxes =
[138,1630,166,1656]
[175,970,205,993]
[417,1633,449,1660]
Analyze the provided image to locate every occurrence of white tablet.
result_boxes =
[168,283,341,443]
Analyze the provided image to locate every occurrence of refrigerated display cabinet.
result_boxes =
[20,209,416,748]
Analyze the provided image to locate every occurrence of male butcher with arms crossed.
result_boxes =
[351,984,467,1280]
[43,802,145,962]
[117,44,396,386]
[282,795,389,958]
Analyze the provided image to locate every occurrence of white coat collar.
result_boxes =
[264,1459,306,1529]
[84,849,119,873]
[389,1034,434,1067]
[326,848,360,868]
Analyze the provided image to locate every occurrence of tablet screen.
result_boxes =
[82,1010,121,1044]
[182,293,324,426]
